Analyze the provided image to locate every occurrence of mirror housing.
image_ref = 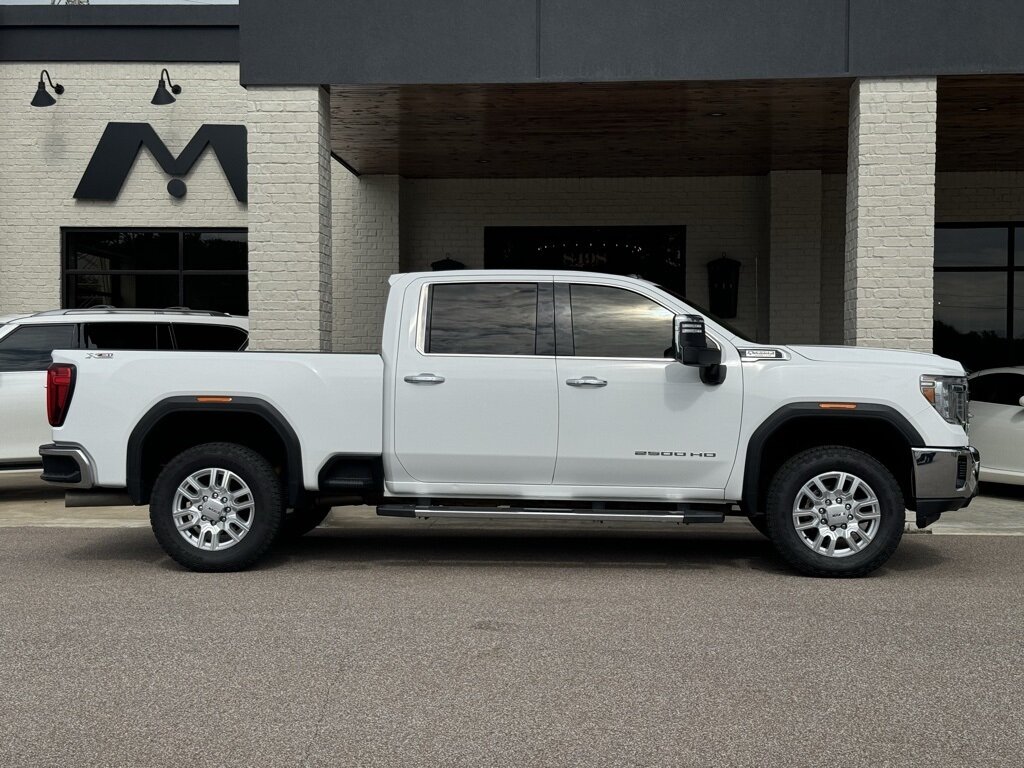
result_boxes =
[673,314,726,385]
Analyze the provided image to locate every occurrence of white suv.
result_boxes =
[0,308,248,469]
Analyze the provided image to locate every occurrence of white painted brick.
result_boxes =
[331,174,400,353]
[246,86,332,352]
[0,63,246,315]
[845,78,937,352]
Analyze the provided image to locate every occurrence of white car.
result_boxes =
[0,308,248,469]
[968,367,1024,484]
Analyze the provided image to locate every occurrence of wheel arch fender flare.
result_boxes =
[126,396,303,507]
[741,402,924,514]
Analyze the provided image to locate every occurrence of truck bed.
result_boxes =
[50,350,384,490]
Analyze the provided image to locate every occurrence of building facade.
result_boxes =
[2,2,1024,371]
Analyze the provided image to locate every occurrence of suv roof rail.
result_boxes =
[32,307,233,318]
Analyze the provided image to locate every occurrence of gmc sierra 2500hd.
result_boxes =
[40,271,978,577]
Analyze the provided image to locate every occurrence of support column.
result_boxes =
[247,86,332,351]
[845,78,937,351]
[769,170,822,344]
[332,174,401,353]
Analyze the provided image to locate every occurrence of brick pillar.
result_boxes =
[332,174,401,353]
[247,86,332,351]
[769,170,822,344]
[844,78,937,351]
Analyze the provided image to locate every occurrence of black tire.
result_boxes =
[280,503,332,539]
[765,446,905,578]
[149,442,284,572]
[746,514,771,538]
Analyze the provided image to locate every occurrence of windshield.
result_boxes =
[651,284,752,342]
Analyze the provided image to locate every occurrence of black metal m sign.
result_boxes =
[74,122,247,203]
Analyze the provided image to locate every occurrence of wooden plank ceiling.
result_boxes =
[329,76,1024,178]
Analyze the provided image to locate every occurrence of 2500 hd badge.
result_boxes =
[635,451,718,457]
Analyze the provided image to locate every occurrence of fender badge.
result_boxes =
[85,352,114,359]
[739,348,785,361]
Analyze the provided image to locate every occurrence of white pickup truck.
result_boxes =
[40,270,978,577]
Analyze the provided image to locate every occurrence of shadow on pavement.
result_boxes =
[978,481,1024,500]
[56,519,950,577]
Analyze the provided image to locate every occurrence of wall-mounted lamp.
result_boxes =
[31,70,64,107]
[151,68,182,105]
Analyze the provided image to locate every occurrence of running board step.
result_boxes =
[376,504,726,524]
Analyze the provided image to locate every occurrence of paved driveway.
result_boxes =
[0,475,1022,767]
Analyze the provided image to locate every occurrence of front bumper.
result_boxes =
[911,445,979,527]
[39,443,96,488]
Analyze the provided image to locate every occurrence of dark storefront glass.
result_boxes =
[484,226,686,296]
[933,225,1023,371]
[63,229,248,315]
[934,227,1007,268]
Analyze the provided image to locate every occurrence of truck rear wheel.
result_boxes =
[765,446,905,577]
[149,442,284,572]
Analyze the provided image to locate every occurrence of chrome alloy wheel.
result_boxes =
[172,468,255,552]
[791,471,881,558]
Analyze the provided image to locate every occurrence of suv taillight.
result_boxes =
[46,363,76,427]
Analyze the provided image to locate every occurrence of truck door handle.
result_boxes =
[404,373,446,385]
[566,376,607,388]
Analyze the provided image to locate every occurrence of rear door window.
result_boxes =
[0,324,77,372]
[172,323,248,351]
[83,323,173,350]
[426,283,546,356]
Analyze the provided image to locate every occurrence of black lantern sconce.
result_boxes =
[151,68,182,105]
[30,70,64,108]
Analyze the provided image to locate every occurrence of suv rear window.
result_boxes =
[172,324,248,351]
[0,324,76,372]
[83,323,173,350]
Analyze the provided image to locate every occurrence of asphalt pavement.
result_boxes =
[1,471,1022,767]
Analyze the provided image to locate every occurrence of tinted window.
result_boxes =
[970,373,1024,407]
[83,323,173,350]
[63,229,248,315]
[0,324,76,372]
[934,227,1008,268]
[427,283,539,356]
[173,324,248,351]
[65,231,179,271]
[183,231,247,270]
[569,284,674,358]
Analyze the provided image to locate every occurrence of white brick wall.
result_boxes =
[844,77,937,351]
[332,173,400,353]
[769,170,822,344]
[0,63,247,315]
[399,176,769,340]
[246,86,332,351]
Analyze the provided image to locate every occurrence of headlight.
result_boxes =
[920,375,969,427]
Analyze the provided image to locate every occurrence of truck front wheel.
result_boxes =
[765,446,905,577]
[149,442,284,572]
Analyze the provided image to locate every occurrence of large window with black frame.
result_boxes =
[484,226,686,296]
[62,229,248,315]
[934,224,1024,372]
